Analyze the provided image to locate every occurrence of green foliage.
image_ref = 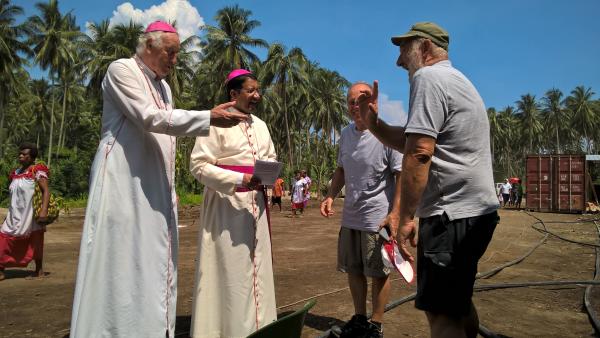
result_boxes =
[489,87,600,181]
[3,1,598,202]
[177,192,204,206]
[48,148,95,197]
[64,195,88,209]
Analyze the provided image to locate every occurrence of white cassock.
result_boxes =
[70,57,211,338]
[189,116,277,338]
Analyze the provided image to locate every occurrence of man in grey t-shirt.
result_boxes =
[321,82,402,338]
[357,22,499,338]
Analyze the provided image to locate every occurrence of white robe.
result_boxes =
[189,115,277,338]
[70,57,211,338]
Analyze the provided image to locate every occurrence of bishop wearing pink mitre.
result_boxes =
[70,21,224,338]
[189,69,278,338]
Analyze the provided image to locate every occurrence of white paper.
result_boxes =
[253,160,283,185]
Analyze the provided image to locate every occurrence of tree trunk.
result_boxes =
[47,80,56,167]
[0,99,5,158]
[57,84,68,159]
[314,134,319,166]
[490,135,495,165]
[556,128,560,154]
[305,127,311,166]
[282,83,294,169]
[529,133,533,156]
[585,129,591,154]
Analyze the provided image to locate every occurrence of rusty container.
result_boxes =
[525,155,587,213]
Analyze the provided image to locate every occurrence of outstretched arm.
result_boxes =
[357,80,407,152]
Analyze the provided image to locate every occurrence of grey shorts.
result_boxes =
[337,227,390,278]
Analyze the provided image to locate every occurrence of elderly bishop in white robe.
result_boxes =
[70,21,248,338]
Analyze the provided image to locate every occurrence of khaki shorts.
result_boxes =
[337,227,390,278]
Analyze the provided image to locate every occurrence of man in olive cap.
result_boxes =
[357,22,499,338]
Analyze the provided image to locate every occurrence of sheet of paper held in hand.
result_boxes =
[253,160,283,185]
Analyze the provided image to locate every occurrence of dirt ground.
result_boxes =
[1,200,599,338]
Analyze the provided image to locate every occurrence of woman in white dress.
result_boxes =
[0,143,50,281]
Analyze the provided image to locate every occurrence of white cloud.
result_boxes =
[106,0,205,41]
[378,93,407,126]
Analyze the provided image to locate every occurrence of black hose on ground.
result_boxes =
[583,221,600,334]
[476,231,548,279]
[316,280,600,338]
[316,213,600,338]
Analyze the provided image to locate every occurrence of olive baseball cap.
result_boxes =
[391,22,449,50]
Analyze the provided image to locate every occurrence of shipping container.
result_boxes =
[525,155,587,213]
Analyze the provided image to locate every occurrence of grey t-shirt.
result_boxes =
[405,60,499,220]
[337,123,403,232]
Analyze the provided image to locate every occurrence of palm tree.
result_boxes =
[515,94,543,155]
[196,5,268,109]
[56,55,86,153]
[261,43,308,168]
[2,69,34,149]
[81,19,110,94]
[496,106,519,177]
[28,78,52,147]
[83,20,143,95]
[566,86,597,154]
[0,0,30,157]
[27,0,83,165]
[168,33,201,108]
[487,107,498,162]
[305,65,350,142]
[541,88,567,154]
[202,5,268,72]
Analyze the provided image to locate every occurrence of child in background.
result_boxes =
[291,171,306,217]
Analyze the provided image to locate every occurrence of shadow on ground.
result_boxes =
[1,269,41,280]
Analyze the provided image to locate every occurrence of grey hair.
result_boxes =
[347,81,373,100]
[410,37,448,58]
[136,31,164,56]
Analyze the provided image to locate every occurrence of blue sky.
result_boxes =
[13,0,600,125]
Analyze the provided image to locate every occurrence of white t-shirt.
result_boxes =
[337,124,403,232]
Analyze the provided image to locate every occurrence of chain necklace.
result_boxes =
[134,55,167,110]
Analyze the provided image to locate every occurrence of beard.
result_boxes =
[406,43,425,80]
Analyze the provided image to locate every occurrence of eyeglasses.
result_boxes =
[239,87,262,96]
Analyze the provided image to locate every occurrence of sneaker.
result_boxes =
[339,314,368,338]
[363,322,383,338]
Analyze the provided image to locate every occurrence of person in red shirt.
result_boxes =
[271,177,285,212]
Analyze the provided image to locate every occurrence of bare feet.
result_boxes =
[0,271,5,281]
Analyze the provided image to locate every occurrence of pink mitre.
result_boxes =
[226,69,252,83]
[145,20,177,34]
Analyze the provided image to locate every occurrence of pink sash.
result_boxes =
[217,165,272,240]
